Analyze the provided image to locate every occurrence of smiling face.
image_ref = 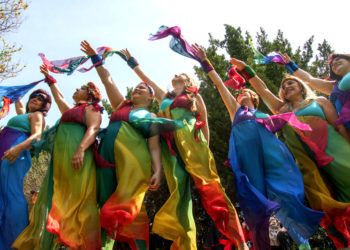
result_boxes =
[280,79,303,101]
[131,83,153,105]
[331,57,350,77]
[27,93,47,112]
[237,90,251,104]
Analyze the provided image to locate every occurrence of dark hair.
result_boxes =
[26,89,52,116]
[328,54,350,81]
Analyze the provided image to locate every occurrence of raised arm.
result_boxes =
[2,111,44,163]
[279,52,335,95]
[15,97,25,115]
[80,40,124,110]
[192,44,239,121]
[315,96,350,143]
[40,65,71,114]
[120,49,166,104]
[71,105,102,170]
[230,58,283,114]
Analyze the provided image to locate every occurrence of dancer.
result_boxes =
[13,66,102,249]
[192,44,323,249]
[230,57,350,248]
[80,41,162,250]
[0,88,51,250]
[121,48,248,250]
[279,53,350,132]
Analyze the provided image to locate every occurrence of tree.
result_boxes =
[0,0,28,82]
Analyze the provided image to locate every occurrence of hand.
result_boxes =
[40,65,49,77]
[191,43,207,61]
[149,171,161,191]
[120,48,132,59]
[230,58,246,71]
[2,145,22,163]
[72,148,84,170]
[278,52,292,64]
[80,40,98,56]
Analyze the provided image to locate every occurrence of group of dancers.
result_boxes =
[0,39,350,250]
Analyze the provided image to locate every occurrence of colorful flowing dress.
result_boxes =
[282,100,350,248]
[97,101,153,250]
[153,94,245,249]
[330,71,350,131]
[13,104,101,250]
[0,113,32,250]
[227,106,324,249]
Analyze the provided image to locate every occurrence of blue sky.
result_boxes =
[1,0,349,127]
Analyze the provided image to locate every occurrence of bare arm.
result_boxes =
[71,105,102,170]
[40,65,71,114]
[81,40,124,110]
[230,58,283,114]
[15,98,25,115]
[279,52,335,95]
[120,49,166,104]
[196,94,210,145]
[147,133,162,191]
[315,96,350,143]
[2,112,44,163]
[191,44,239,121]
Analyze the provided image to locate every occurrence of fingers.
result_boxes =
[72,156,83,170]
[149,176,160,191]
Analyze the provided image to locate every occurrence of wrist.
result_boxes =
[239,65,256,80]
[90,54,104,67]
[200,58,214,73]
[285,61,299,74]
[127,57,139,69]
[44,75,57,86]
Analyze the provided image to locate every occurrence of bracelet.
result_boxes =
[240,65,256,80]
[127,57,139,69]
[200,58,214,73]
[90,54,104,67]
[285,61,299,74]
[44,75,57,86]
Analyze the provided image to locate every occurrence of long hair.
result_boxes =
[165,73,199,112]
[328,53,350,81]
[26,89,52,116]
[278,76,316,114]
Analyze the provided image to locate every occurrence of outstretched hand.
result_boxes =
[191,43,207,61]
[120,48,132,59]
[80,40,98,56]
[278,52,292,64]
[230,58,246,71]
[40,65,49,77]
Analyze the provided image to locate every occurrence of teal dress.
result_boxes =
[0,113,32,250]
[295,101,350,202]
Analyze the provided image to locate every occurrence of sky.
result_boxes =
[1,0,349,127]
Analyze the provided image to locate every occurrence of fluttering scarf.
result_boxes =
[149,25,247,91]
[0,79,43,119]
[149,25,201,62]
[248,38,286,65]
[39,47,128,75]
